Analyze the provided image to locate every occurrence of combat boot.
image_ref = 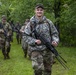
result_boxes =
[4,54,7,60]
[43,70,51,75]
[24,52,27,58]
[34,70,42,75]
[6,53,10,59]
[6,47,10,59]
[2,48,7,60]
[24,54,27,58]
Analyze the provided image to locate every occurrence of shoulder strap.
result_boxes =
[30,21,37,32]
[30,19,51,35]
[45,19,51,36]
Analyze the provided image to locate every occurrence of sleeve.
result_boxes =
[8,23,12,35]
[48,19,59,43]
[8,23,12,30]
[24,22,37,46]
[20,26,24,32]
[6,22,12,31]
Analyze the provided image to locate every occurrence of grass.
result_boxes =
[0,35,76,75]
[52,47,76,75]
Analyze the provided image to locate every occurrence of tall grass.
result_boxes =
[0,35,76,75]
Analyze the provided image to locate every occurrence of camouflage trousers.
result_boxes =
[21,36,28,57]
[31,50,53,75]
[0,37,11,59]
[16,33,21,44]
[21,36,28,50]
[0,37,5,48]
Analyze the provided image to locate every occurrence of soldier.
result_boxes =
[24,3,59,75]
[15,21,21,44]
[9,21,15,42]
[0,15,12,59]
[20,19,30,58]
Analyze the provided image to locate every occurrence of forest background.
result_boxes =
[0,0,76,75]
[0,0,76,46]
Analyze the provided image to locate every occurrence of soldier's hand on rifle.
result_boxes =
[7,32,10,36]
[20,30,24,33]
[0,29,4,33]
[52,41,58,47]
[35,39,41,45]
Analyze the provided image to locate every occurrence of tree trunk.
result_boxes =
[53,0,61,38]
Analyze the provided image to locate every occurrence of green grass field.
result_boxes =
[0,35,76,75]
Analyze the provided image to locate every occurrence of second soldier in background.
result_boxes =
[0,15,12,59]
[20,19,30,58]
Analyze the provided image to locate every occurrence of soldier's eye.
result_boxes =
[36,8,43,11]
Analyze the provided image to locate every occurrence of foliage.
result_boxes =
[0,0,54,23]
[60,0,76,46]
[0,0,76,46]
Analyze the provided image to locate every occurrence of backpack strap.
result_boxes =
[30,19,51,36]
[45,19,51,36]
[30,21,35,32]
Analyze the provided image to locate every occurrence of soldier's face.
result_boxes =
[35,8,44,17]
[2,19,6,24]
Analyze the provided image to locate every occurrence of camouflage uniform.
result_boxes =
[20,19,30,58]
[24,16,59,75]
[9,21,15,42]
[20,25,28,57]
[0,21,12,59]
[15,22,21,44]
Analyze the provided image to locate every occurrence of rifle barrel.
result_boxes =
[56,56,69,69]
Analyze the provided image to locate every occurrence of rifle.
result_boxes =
[0,23,11,42]
[15,25,21,33]
[32,22,69,69]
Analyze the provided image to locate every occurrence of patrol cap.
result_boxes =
[35,3,44,9]
[2,15,7,20]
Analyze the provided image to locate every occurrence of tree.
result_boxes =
[60,0,76,46]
